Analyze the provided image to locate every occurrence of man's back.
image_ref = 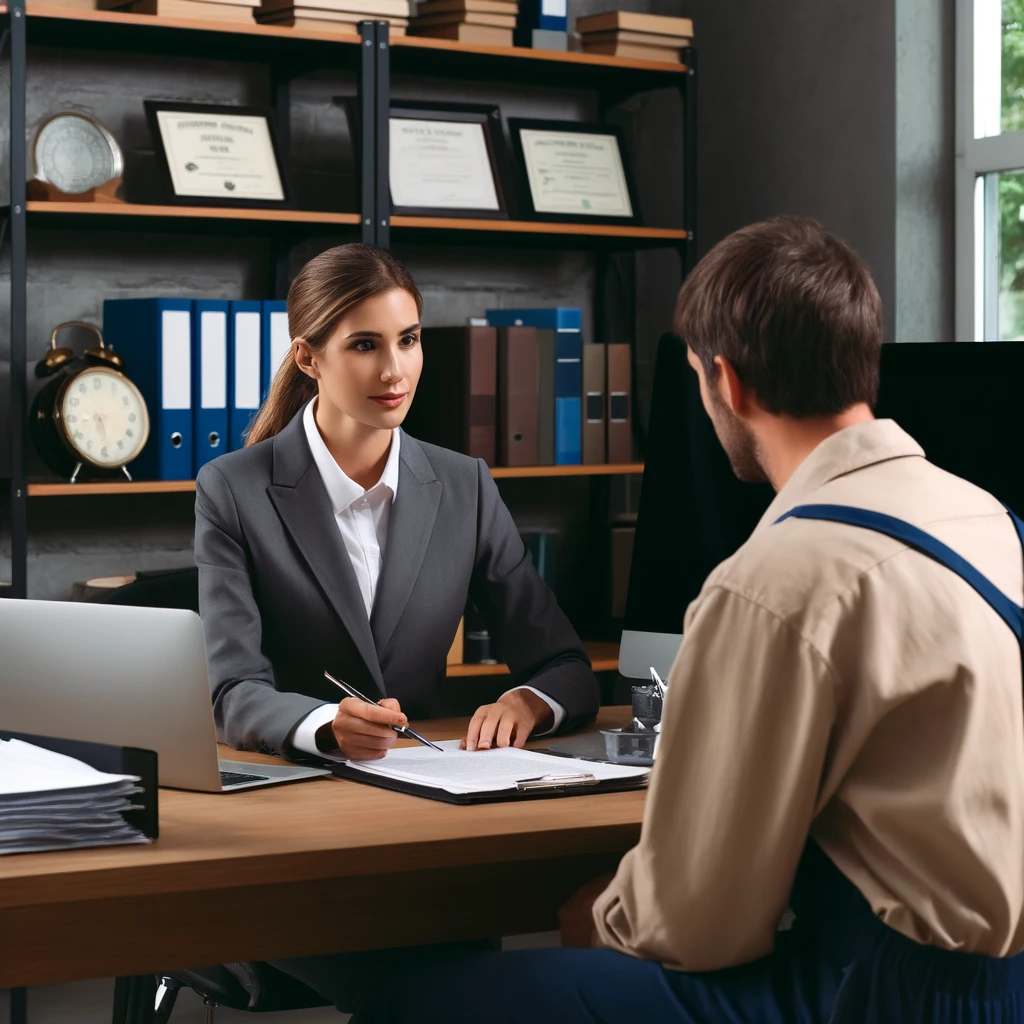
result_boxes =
[593,419,1024,971]
[724,418,1024,955]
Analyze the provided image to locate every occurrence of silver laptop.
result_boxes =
[0,599,330,792]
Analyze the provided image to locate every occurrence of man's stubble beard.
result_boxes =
[707,395,769,484]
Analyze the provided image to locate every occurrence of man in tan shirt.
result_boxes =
[357,218,1024,1023]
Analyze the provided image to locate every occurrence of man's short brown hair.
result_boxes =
[675,216,882,418]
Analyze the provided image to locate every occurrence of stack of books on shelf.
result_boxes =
[403,307,634,468]
[99,0,260,23]
[409,0,517,45]
[256,0,410,33]
[575,11,693,63]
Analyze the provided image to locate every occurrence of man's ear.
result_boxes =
[713,355,749,416]
[293,337,319,380]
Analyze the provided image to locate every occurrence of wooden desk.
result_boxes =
[0,708,643,989]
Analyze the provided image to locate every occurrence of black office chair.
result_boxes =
[93,570,330,1023]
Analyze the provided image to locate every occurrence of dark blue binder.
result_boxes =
[261,300,290,401]
[229,300,263,451]
[554,331,582,465]
[193,299,229,473]
[102,297,194,481]
[515,0,568,38]
[486,307,582,332]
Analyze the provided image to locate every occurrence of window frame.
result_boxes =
[955,0,1024,339]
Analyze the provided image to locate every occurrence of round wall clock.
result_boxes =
[33,112,123,195]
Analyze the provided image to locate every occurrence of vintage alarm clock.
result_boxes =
[30,321,150,483]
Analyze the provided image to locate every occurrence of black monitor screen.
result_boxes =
[623,337,1024,642]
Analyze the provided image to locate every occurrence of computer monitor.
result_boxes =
[619,337,1024,681]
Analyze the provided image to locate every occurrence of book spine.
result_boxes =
[498,326,540,466]
[606,343,633,463]
[468,326,498,465]
[582,342,607,464]
[554,330,582,465]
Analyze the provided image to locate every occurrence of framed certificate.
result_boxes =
[508,119,640,225]
[144,101,291,208]
[340,98,511,219]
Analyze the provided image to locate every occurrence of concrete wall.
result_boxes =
[681,0,954,344]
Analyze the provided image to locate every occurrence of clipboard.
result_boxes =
[329,763,648,805]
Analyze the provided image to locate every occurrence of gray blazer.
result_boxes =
[194,410,600,757]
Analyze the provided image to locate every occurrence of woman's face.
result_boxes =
[306,288,423,431]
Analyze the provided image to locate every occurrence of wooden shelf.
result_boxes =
[446,640,619,677]
[27,201,362,227]
[26,463,643,496]
[25,203,684,246]
[27,479,197,496]
[18,7,687,86]
[23,4,364,46]
[391,216,688,244]
[490,463,642,479]
[392,34,687,75]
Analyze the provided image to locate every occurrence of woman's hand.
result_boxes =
[319,696,407,760]
[461,689,552,751]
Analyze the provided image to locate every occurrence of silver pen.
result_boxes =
[323,671,444,752]
[649,667,668,700]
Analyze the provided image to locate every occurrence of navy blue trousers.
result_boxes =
[353,846,1024,1024]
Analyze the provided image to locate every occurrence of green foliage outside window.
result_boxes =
[999,0,1024,337]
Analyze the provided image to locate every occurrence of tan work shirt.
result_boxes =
[594,419,1024,971]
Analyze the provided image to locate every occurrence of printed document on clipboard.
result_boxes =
[330,740,649,805]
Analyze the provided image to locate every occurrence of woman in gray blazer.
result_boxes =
[194,242,599,767]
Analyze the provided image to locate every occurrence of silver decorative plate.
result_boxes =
[34,113,123,194]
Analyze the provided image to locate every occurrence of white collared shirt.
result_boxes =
[288,399,564,758]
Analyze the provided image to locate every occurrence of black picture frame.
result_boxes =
[340,98,512,219]
[507,118,641,226]
[144,100,293,209]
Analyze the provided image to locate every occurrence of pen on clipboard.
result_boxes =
[323,671,444,752]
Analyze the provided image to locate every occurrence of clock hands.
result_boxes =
[77,409,109,444]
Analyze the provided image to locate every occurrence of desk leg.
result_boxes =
[111,976,157,1024]
[9,988,27,1024]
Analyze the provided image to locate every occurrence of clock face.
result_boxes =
[59,368,150,468]
[35,114,122,194]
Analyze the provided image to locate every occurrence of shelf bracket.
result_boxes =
[358,20,376,245]
[8,0,28,599]
[374,20,390,250]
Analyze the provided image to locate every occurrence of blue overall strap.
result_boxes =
[1007,503,1024,553]
[774,504,1024,643]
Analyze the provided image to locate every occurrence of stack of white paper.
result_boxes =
[0,739,151,855]
[344,739,650,796]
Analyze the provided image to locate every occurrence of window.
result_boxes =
[957,0,1024,338]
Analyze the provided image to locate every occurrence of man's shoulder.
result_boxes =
[707,455,1012,631]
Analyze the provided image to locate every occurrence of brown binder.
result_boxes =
[606,344,633,463]
[582,343,607,464]
[498,326,540,466]
[404,326,497,465]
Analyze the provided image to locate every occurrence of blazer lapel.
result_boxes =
[267,413,385,693]
[371,432,443,654]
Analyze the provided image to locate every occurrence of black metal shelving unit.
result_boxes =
[2,7,696,600]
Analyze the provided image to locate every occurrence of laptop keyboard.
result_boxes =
[220,769,270,787]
